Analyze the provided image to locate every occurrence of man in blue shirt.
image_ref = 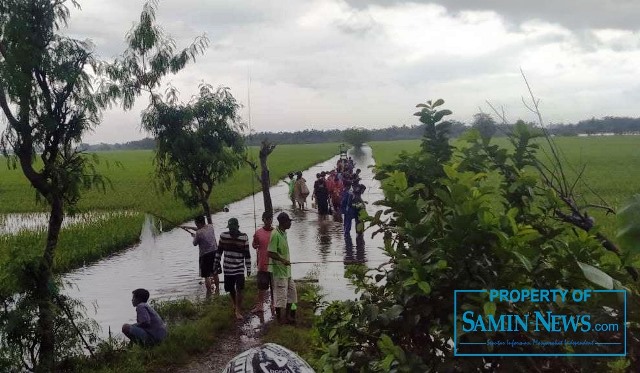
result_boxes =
[122,288,167,346]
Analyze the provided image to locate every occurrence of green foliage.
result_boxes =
[0,0,206,369]
[96,0,208,109]
[0,289,99,372]
[142,83,246,219]
[472,112,498,140]
[343,127,371,148]
[68,295,237,372]
[616,194,640,255]
[314,100,639,372]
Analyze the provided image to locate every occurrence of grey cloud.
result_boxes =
[34,0,640,143]
[345,0,640,31]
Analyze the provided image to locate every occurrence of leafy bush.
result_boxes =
[313,100,639,372]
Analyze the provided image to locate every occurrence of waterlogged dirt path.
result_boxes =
[62,146,386,368]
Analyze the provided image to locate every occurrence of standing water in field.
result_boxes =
[0,210,137,234]
[62,146,387,339]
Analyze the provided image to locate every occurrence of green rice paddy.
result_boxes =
[1,137,637,277]
[0,144,339,274]
[369,136,640,237]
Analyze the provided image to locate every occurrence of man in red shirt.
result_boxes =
[252,211,275,314]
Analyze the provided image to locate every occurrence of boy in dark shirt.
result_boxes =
[122,288,167,346]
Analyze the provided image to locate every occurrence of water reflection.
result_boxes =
[344,233,366,265]
[316,217,331,261]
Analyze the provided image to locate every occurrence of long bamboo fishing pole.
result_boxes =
[247,70,258,233]
[290,259,388,264]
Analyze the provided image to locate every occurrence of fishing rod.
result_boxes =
[145,211,195,234]
[247,70,258,233]
[291,259,389,264]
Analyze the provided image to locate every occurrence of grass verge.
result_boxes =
[64,281,322,372]
[260,283,322,369]
[66,284,259,373]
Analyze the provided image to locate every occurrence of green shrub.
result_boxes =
[313,99,639,372]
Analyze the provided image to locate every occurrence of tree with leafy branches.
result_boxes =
[142,84,246,223]
[0,0,206,370]
[313,99,639,372]
[472,112,497,140]
[343,127,371,148]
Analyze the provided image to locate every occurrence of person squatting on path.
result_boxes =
[215,217,251,320]
[252,211,275,314]
[186,215,220,295]
[268,212,297,324]
[122,288,167,346]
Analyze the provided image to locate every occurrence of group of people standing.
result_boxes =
[120,155,367,346]
[285,156,366,238]
[188,212,298,324]
[121,210,299,346]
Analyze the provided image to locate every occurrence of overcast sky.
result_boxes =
[60,0,640,143]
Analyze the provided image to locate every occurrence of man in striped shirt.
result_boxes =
[215,217,251,320]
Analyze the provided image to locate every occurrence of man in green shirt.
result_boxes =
[268,212,297,324]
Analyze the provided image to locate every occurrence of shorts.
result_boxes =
[199,252,217,278]
[257,271,272,291]
[224,274,245,293]
[272,277,297,308]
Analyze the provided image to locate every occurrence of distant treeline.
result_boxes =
[81,116,640,150]
[245,121,469,145]
[79,137,156,151]
[549,117,640,136]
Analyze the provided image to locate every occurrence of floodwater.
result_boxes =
[62,146,388,339]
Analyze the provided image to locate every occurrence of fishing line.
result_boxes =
[290,259,389,264]
[247,69,258,233]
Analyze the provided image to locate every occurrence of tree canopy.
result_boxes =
[313,99,639,372]
[0,0,206,370]
[343,127,371,148]
[142,84,245,223]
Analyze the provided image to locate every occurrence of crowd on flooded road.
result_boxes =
[120,154,367,348]
[285,156,367,238]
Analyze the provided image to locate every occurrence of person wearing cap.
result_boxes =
[268,212,297,324]
[214,217,251,320]
[251,211,275,314]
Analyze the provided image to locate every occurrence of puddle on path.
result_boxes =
[62,146,388,341]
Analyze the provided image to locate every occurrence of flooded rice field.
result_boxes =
[61,146,388,339]
[0,210,137,235]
